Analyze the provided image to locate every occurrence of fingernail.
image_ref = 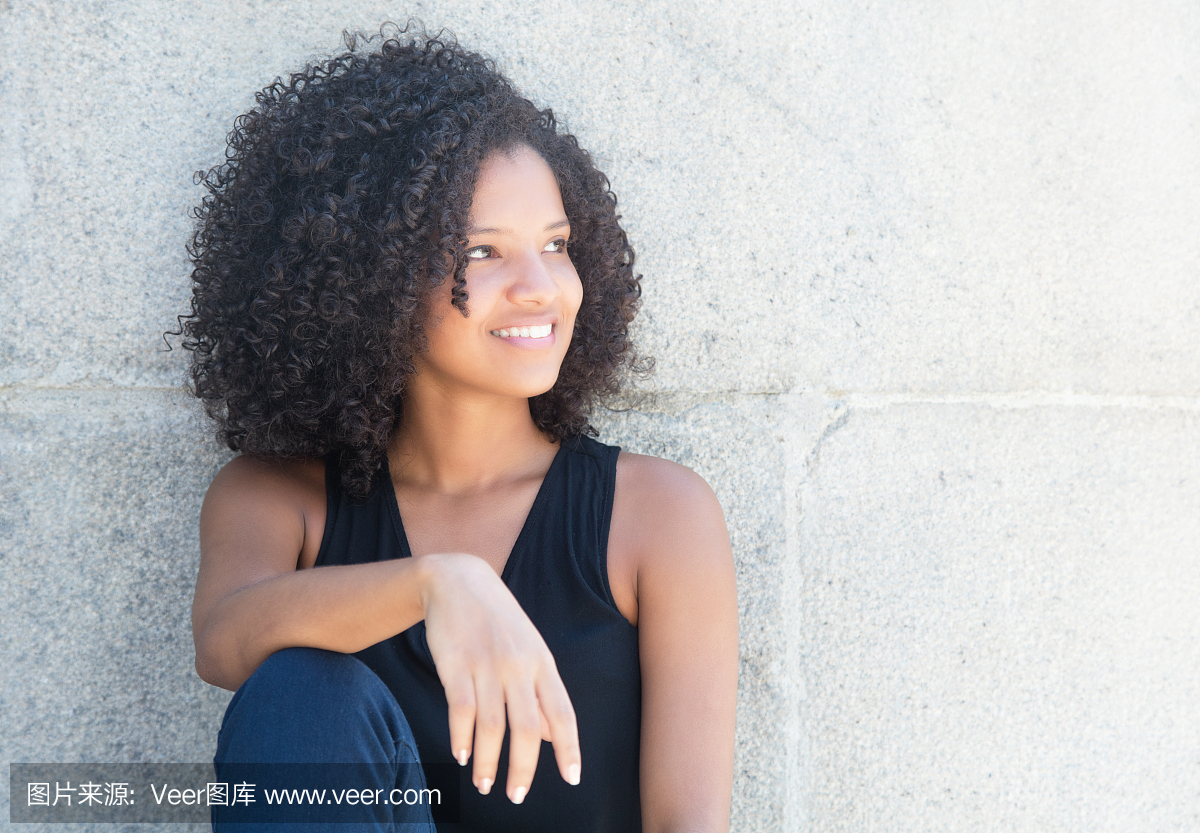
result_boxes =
[455,749,469,766]
[510,786,527,805]
[478,777,492,795]
[567,763,580,786]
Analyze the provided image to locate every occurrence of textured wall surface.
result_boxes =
[2,1,1198,831]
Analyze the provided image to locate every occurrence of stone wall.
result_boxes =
[2,1,1197,830]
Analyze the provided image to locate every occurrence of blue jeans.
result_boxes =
[212,647,438,831]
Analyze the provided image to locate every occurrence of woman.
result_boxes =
[180,27,737,832]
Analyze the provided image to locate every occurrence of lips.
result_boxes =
[490,323,553,339]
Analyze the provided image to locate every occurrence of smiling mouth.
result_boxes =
[490,324,553,339]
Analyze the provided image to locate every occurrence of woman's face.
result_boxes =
[415,145,583,401]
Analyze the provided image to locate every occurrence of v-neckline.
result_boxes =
[381,442,567,584]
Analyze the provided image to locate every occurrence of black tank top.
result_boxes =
[314,436,641,832]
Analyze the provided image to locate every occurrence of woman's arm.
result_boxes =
[611,454,739,833]
[191,454,581,801]
[192,454,421,689]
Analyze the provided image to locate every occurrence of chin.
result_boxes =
[520,381,561,400]
[504,372,563,401]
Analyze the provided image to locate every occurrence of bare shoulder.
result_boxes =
[612,452,738,830]
[614,452,724,524]
[201,454,327,568]
[207,453,325,497]
[608,452,732,625]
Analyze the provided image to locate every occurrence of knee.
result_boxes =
[236,647,390,715]
[251,646,361,688]
[216,648,412,766]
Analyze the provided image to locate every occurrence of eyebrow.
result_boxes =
[466,219,571,236]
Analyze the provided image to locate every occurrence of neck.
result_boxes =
[388,377,558,495]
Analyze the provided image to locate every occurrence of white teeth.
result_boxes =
[490,324,553,339]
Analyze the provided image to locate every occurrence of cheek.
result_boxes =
[564,270,584,320]
[419,295,457,344]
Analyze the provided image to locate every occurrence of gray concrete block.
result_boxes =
[796,402,1200,831]
[3,2,1196,396]
[0,390,232,828]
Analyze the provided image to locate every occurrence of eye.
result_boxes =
[543,238,567,254]
[465,245,494,260]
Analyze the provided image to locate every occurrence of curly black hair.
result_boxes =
[174,25,646,498]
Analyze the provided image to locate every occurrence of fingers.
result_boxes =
[470,674,507,796]
[537,672,581,787]
[420,554,581,801]
[502,679,544,803]
[443,673,476,769]
[449,660,579,803]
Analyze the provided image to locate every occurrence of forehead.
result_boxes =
[468,147,566,231]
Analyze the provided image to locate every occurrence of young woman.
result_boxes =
[180,28,737,833]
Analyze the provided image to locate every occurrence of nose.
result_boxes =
[505,248,559,307]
